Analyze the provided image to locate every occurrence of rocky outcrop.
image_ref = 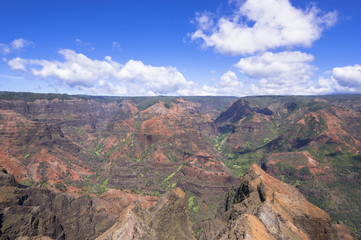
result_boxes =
[0,169,157,240]
[218,164,338,240]
[1,94,360,238]
[0,99,115,120]
[215,99,272,124]
[97,188,195,240]
[0,167,17,186]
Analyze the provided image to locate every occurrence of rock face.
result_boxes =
[0,169,157,240]
[215,99,272,124]
[0,164,352,240]
[219,164,338,240]
[0,94,360,238]
[96,188,194,240]
[0,96,239,238]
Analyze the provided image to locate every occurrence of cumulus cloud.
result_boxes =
[194,12,215,31]
[236,51,316,88]
[332,64,361,90]
[7,47,358,96]
[8,49,120,87]
[234,51,324,94]
[236,51,316,78]
[194,71,246,96]
[305,77,336,95]
[219,70,243,90]
[10,38,33,50]
[115,60,195,95]
[7,49,195,96]
[7,57,28,71]
[0,38,32,55]
[191,0,337,55]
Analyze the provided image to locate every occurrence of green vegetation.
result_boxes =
[87,177,110,195]
[2,92,361,237]
[132,96,177,111]
[241,113,254,123]
[23,153,31,161]
[166,153,174,162]
[133,144,154,163]
[0,91,75,102]
[94,142,104,157]
[275,161,311,181]
[152,190,162,198]
[0,91,237,113]
[210,95,361,237]
[162,165,183,188]
[68,175,112,195]
[64,111,74,121]
[73,126,88,139]
[244,95,314,109]
[54,182,67,192]
[104,137,131,158]
[225,151,264,176]
[215,132,232,152]
[188,196,199,213]
[303,178,361,238]
[306,101,332,112]
[19,179,33,187]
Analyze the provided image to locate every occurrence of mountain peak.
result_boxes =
[97,187,194,240]
[220,164,338,240]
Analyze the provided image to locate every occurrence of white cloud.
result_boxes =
[0,43,11,55]
[194,70,246,96]
[7,49,195,96]
[306,77,336,94]
[236,51,315,78]
[332,64,361,90]
[8,57,28,71]
[235,51,321,95]
[0,38,32,55]
[195,12,215,31]
[191,0,337,55]
[115,60,194,95]
[10,38,33,50]
[220,70,242,87]
[7,47,359,96]
[9,49,119,87]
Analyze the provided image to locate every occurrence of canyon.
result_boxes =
[0,92,360,239]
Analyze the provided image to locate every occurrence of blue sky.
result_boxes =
[0,0,361,96]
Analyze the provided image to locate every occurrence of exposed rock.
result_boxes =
[0,167,16,186]
[218,164,338,240]
[1,94,360,238]
[333,223,356,240]
[97,188,195,240]
[215,99,273,124]
[0,170,157,240]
